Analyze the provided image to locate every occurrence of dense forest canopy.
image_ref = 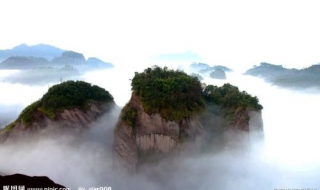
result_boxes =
[203,83,263,125]
[130,67,263,123]
[19,81,113,125]
[131,67,205,121]
[203,84,263,110]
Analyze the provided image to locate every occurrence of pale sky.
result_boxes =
[1,0,320,70]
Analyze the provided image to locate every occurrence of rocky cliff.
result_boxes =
[114,92,203,173]
[114,67,264,173]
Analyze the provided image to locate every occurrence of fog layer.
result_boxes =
[0,67,319,189]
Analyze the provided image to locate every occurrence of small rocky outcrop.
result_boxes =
[189,63,233,74]
[52,51,86,66]
[210,68,227,79]
[0,174,65,188]
[86,57,113,69]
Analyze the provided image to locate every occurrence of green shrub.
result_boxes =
[203,83,263,123]
[19,100,41,125]
[3,121,17,132]
[41,81,113,112]
[121,104,137,127]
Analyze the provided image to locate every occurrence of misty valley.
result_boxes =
[0,44,319,189]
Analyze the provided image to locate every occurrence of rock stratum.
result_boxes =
[114,92,203,173]
[114,67,264,173]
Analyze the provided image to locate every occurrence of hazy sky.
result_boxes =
[1,0,320,70]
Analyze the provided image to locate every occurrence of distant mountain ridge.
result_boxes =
[0,56,49,69]
[0,44,113,70]
[0,44,64,61]
[189,62,233,73]
[188,62,232,80]
[245,62,320,89]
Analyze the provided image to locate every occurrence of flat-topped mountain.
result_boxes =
[210,68,227,79]
[114,67,263,173]
[51,51,86,66]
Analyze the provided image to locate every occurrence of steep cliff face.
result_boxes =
[0,102,113,143]
[114,93,203,173]
[114,67,264,173]
[248,111,264,144]
[114,95,264,173]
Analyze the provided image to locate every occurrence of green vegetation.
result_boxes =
[131,67,205,121]
[19,100,41,125]
[130,67,262,123]
[2,121,17,133]
[121,103,137,127]
[203,83,262,123]
[190,73,204,81]
[18,80,113,126]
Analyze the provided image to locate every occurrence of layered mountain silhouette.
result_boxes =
[0,44,113,70]
[188,62,232,80]
[245,62,320,89]
[0,44,63,61]
[0,44,113,85]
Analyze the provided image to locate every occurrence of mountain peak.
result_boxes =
[0,43,64,61]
